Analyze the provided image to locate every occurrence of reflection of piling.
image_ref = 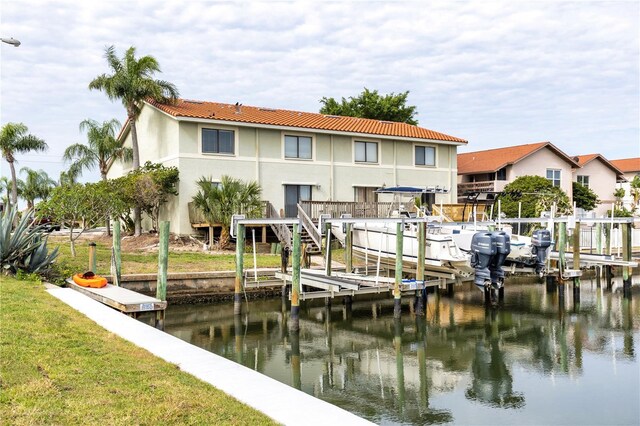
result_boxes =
[290,330,301,390]
[394,318,405,410]
[156,221,169,329]
[290,224,301,331]
[622,223,632,298]
[394,222,403,318]
[234,314,243,364]
[596,266,602,288]
[234,223,245,315]
[546,275,557,292]
[605,265,613,290]
[88,242,96,273]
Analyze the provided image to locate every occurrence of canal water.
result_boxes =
[162,276,640,425]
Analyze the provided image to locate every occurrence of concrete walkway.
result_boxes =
[47,286,373,426]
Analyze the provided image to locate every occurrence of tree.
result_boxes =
[89,45,179,236]
[18,167,56,209]
[500,175,571,218]
[0,123,48,206]
[572,181,599,212]
[0,176,12,208]
[630,175,640,210]
[613,188,625,209]
[192,175,262,249]
[319,88,418,125]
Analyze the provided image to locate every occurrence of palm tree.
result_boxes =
[63,118,132,181]
[89,46,179,236]
[0,176,12,209]
[19,168,56,209]
[192,175,263,249]
[0,123,48,206]
[59,169,79,187]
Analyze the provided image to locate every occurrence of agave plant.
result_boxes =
[0,205,58,275]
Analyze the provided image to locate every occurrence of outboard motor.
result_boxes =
[470,232,496,291]
[531,229,552,276]
[489,231,511,290]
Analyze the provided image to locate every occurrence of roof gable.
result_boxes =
[146,99,467,144]
[573,153,624,179]
[457,142,580,175]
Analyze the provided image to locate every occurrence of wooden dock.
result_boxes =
[65,279,167,318]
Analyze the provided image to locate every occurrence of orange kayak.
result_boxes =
[72,273,107,288]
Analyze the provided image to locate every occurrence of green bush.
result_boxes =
[500,175,571,218]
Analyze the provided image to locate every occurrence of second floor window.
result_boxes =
[202,129,234,154]
[577,175,589,188]
[546,168,561,187]
[355,141,378,163]
[285,135,312,159]
[415,146,435,166]
[496,167,507,181]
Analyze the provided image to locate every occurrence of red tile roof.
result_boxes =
[573,154,624,178]
[457,142,580,175]
[147,99,467,143]
[610,157,640,173]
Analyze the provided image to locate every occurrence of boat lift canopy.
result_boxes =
[376,186,449,194]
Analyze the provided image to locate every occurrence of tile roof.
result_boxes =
[610,157,640,173]
[457,142,579,175]
[146,99,467,143]
[573,153,624,177]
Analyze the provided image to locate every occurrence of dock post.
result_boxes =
[290,223,301,331]
[622,222,632,298]
[324,222,332,277]
[595,222,602,255]
[596,266,602,288]
[156,221,169,329]
[88,242,97,273]
[572,222,581,301]
[394,222,403,319]
[112,220,121,287]
[415,222,426,316]
[604,223,611,256]
[606,265,613,290]
[234,223,245,316]
[558,222,567,277]
[345,222,353,273]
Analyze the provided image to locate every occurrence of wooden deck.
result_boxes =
[65,279,167,317]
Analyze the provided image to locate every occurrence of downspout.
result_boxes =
[393,141,397,186]
[330,135,334,200]
[449,145,453,203]
[255,128,260,184]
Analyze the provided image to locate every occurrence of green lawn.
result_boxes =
[0,277,277,425]
[49,237,282,276]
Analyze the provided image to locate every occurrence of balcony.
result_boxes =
[457,180,508,195]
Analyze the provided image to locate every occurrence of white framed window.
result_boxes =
[414,145,436,166]
[201,128,235,155]
[354,141,378,163]
[546,168,561,187]
[284,135,312,159]
[577,175,589,188]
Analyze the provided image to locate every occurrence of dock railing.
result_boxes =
[299,201,393,219]
[265,201,292,249]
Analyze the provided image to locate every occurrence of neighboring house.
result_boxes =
[572,154,624,217]
[610,157,640,211]
[457,142,580,202]
[107,99,467,235]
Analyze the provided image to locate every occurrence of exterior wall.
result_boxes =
[509,147,574,203]
[573,160,618,217]
[115,104,462,235]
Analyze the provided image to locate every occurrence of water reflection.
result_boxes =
[161,275,640,425]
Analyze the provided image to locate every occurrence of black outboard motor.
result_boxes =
[531,229,552,276]
[470,232,496,291]
[489,231,511,290]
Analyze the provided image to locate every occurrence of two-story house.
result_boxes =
[572,154,624,217]
[457,142,580,201]
[610,157,640,212]
[107,99,467,235]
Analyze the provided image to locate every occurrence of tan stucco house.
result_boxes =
[572,154,624,217]
[457,142,580,202]
[610,157,640,212]
[107,99,467,235]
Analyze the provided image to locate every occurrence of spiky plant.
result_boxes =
[0,205,58,275]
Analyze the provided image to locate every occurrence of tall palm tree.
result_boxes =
[19,167,56,209]
[192,175,263,249]
[0,122,48,206]
[0,176,12,209]
[63,118,132,180]
[89,46,179,236]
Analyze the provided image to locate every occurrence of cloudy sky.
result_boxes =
[1,0,638,183]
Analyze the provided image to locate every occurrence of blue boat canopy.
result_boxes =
[375,186,449,194]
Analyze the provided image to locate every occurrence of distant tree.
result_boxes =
[319,88,418,125]
[19,168,56,209]
[0,123,48,206]
[630,175,640,210]
[59,169,79,187]
[613,187,625,209]
[89,45,179,236]
[500,175,571,218]
[0,176,12,208]
[192,175,262,249]
[572,181,599,212]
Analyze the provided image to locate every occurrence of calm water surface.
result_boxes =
[162,276,640,425]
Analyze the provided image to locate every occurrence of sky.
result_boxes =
[1,0,639,184]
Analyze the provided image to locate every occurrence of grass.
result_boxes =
[0,276,277,425]
[49,237,282,276]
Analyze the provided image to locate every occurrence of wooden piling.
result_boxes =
[324,221,332,277]
[88,242,97,273]
[290,223,301,331]
[558,222,567,276]
[156,221,169,329]
[622,222,632,298]
[112,220,121,287]
[345,222,353,273]
[572,222,581,269]
[595,222,602,255]
[394,222,403,319]
[234,223,245,315]
[417,222,425,284]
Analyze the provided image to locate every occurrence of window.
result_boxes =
[415,145,435,166]
[577,175,589,188]
[284,135,312,159]
[496,167,507,181]
[355,141,378,163]
[202,129,234,154]
[546,169,561,187]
